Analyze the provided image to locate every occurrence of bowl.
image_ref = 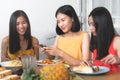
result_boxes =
[0,60,22,74]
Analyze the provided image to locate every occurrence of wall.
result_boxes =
[0,0,80,59]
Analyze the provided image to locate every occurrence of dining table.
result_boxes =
[75,71,120,80]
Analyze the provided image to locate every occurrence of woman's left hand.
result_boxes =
[101,54,120,64]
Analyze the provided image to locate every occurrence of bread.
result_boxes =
[0,67,6,72]
[81,66,93,73]
[0,70,12,78]
[3,74,20,80]
[73,65,93,73]
[0,67,20,80]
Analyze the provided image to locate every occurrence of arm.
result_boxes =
[101,36,120,64]
[82,32,91,61]
[44,34,91,66]
[44,46,82,66]
[1,36,9,61]
[59,32,91,65]
[47,35,58,59]
[112,36,120,64]
[51,36,80,65]
[32,37,39,60]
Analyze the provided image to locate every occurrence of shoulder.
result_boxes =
[83,31,90,36]
[55,35,63,40]
[80,31,90,38]
[114,36,120,43]
[80,31,90,44]
[54,35,60,42]
[1,36,9,49]
[32,36,39,44]
[53,35,60,46]
[2,36,9,44]
[113,36,120,50]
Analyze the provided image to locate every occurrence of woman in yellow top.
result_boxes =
[1,10,39,61]
[41,5,91,66]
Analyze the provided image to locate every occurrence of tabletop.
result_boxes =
[77,72,120,80]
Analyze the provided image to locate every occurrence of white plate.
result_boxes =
[0,61,22,73]
[1,61,22,68]
[36,60,70,68]
[71,66,110,75]
[36,60,58,66]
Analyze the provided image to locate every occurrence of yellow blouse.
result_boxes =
[7,38,35,60]
[7,49,34,60]
[57,31,85,60]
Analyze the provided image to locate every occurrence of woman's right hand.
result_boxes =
[38,44,46,53]
[41,47,47,54]
[79,60,93,66]
[40,45,55,60]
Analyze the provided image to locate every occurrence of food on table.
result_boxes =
[40,62,69,80]
[0,69,12,78]
[72,65,99,73]
[0,66,21,79]
[2,74,20,80]
[73,65,93,73]
[7,60,22,67]
[93,66,99,72]
[41,58,55,64]
[0,67,6,72]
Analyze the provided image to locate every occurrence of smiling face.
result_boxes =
[56,13,73,33]
[88,16,96,35]
[16,16,28,36]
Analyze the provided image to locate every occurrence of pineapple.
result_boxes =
[40,62,69,80]
[22,68,40,80]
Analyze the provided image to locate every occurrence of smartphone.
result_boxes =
[39,44,46,47]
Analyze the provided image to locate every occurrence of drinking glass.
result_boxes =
[21,55,36,70]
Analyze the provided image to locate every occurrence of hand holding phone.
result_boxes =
[39,44,46,48]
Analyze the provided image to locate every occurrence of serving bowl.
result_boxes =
[0,60,22,74]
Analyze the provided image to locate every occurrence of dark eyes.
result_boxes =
[57,19,65,24]
[89,22,95,26]
[16,21,27,25]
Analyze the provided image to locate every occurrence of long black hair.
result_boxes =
[55,5,81,35]
[9,10,32,54]
[89,7,115,59]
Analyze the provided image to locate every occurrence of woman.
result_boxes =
[1,10,39,61]
[41,5,91,66]
[88,7,120,72]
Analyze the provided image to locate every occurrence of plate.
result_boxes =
[71,66,110,75]
[0,61,22,68]
[36,60,70,68]
[36,60,58,66]
[0,61,22,73]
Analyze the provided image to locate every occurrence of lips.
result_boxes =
[19,30,25,33]
[18,29,26,35]
[60,26,66,31]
